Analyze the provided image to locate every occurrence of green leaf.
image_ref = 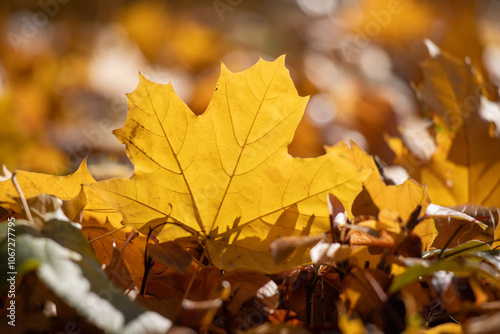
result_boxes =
[441,240,491,259]
[390,257,500,293]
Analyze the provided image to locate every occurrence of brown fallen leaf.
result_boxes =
[148,241,193,274]
[83,217,145,291]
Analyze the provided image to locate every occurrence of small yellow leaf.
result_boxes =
[338,313,366,334]
[0,158,94,203]
[0,158,122,227]
[328,141,437,250]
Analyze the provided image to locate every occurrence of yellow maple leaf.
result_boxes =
[92,56,370,273]
[328,141,436,250]
[389,54,500,208]
[0,158,122,226]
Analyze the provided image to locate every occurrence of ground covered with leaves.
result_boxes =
[2,1,500,334]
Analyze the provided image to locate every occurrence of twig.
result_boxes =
[89,226,126,243]
[438,223,467,258]
[182,246,206,301]
[111,229,136,281]
[140,227,155,296]
[306,267,320,327]
[12,172,34,226]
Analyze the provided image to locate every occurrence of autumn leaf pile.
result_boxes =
[1,52,500,334]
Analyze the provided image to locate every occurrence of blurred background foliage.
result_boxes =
[0,0,499,179]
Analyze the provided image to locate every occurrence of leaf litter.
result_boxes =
[1,54,500,333]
